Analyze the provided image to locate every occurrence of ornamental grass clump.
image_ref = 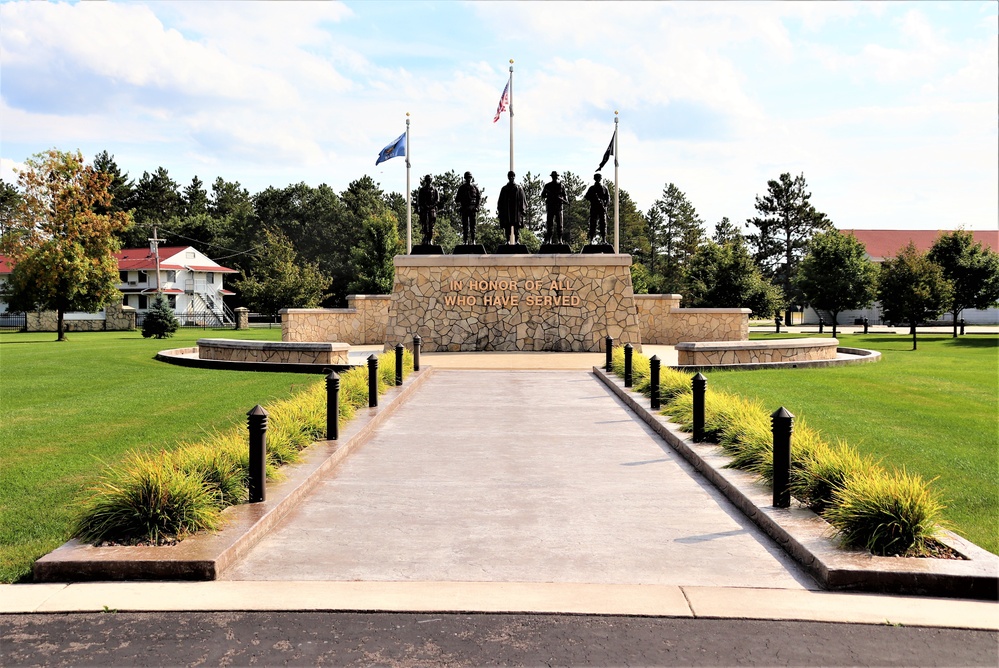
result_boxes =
[790,439,882,513]
[74,349,414,546]
[824,468,944,556]
[612,361,946,557]
[74,451,222,545]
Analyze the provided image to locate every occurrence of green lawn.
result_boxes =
[709,333,998,554]
[0,328,318,583]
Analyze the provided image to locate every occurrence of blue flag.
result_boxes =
[376,132,406,166]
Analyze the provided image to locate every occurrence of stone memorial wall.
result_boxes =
[383,255,642,352]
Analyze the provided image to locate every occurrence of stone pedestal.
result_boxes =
[384,254,642,352]
[235,307,249,330]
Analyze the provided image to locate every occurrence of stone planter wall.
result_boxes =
[384,255,642,352]
[676,337,839,366]
[198,338,349,365]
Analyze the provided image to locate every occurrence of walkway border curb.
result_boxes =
[592,366,999,601]
[33,368,437,582]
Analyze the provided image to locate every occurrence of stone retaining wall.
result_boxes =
[383,255,641,352]
[198,338,349,365]
[26,303,135,332]
[281,295,391,345]
[634,294,681,344]
[676,337,839,366]
[663,308,750,345]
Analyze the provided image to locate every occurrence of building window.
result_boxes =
[138,270,149,284]
[206,272,215,284]
[167,295,177,309]
[186,251,196,259]
[138,295,148,310]
[119,271,128,283]
[165,270,176,282]
[122,295,129,307]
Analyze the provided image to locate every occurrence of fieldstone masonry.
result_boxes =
[198,338,349,365]
[26,303,135,332]
[676,338,839,366]
[384,255,642,352]
[281,295,391,345]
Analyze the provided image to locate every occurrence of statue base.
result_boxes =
[581,243,615,254]
[452,244,486,255]
[411,244,444,255]
[496,244,529,254]
[539,243,572,254]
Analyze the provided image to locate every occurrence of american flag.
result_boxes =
[493,80,510,123]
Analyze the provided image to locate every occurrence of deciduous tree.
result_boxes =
[795,230,879,336]
[1,149,132,340]
[233,228,330,317]
[683,239,783,318]
[878,242,951,350]
[928,230,999,337]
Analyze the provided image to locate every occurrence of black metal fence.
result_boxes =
[0,312,26,332]
[136,310,231,330]
[247,313,281,328]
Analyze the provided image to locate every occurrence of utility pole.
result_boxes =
[149,226,163,294]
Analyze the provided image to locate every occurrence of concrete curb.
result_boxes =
[592,366,999,601]
[33,368,437,582]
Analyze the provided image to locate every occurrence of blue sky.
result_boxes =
[1,1,996,231]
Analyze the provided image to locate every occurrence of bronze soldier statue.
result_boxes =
[497,170,526,245]
[416,174,439,246]
[541,171,569,245]
[455,171,481,245]
[585,173,610,244]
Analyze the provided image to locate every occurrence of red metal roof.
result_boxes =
[219,289,236,296]
[0,255,12,274]
[186,264,237,273]
[841,229,999,261]
[140,288,184,294]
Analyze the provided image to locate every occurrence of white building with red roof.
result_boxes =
[0,244,238,328]
[115,245,238,325]
[802,229,999,326]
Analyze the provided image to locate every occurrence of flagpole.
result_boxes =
[508,59,514,173]
[613,111,620,253]
[405,113,411,254]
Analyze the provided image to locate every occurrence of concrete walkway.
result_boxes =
[223,369,813,588]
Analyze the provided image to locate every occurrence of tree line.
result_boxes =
[1,149,996,344]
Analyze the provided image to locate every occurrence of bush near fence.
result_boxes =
[609,347,945,557]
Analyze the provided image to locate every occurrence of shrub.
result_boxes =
[74,451,222,545]
[824,469,945,556]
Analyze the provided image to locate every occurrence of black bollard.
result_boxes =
[623,343,633,387]
[413,334,421,371]
[692,373,707,443]
[818,318,824,334]
[775,315,782,334]
[771,407,794,508]
[326,371,340,441]
[367,354,379,408]
[863,317,869,335]
[605,335,614,372]
[247,405,269,503]
[395,343,404,386]
[650,355,661,410]
[960,318,966,336]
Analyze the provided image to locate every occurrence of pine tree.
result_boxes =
[141,294,180,339]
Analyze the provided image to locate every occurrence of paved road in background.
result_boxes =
[3,612,997,667]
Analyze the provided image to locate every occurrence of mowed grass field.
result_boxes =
[711,332,998,555]
[0,327,317,582]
